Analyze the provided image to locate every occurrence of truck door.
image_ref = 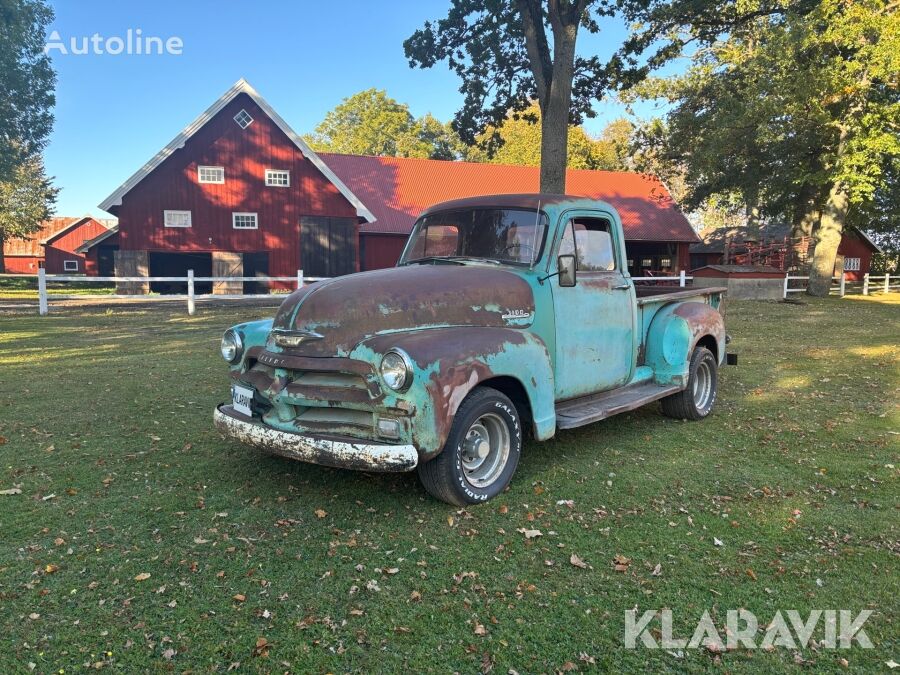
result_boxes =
[550,214,636,399]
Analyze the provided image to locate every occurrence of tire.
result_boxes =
[417,387,522,506]
[661,346,718,420]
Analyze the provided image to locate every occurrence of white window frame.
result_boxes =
[844,257,861,271]
[234,109,253,129]
[164,210,192,228]
[63,260,79,272]
[232,212,258,230]
[198,165,225,184]
[265,169,290,187]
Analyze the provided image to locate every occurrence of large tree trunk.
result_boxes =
[0,233,5,273]
[517,0,583,194]
[790,183,822,267]
[807,181,849,297]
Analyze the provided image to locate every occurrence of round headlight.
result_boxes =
[220,329,243,364]
[380,350,411,391]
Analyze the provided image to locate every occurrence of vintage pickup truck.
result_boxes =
[214,195,732,505]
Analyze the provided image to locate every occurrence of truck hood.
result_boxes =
[271,264,535,357]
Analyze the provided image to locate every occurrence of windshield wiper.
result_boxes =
[407,256,466,265]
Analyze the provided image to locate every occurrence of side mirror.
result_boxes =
[558,254,577,287]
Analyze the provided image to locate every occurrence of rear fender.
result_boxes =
[645,302,726,387]
[356,328,555,460]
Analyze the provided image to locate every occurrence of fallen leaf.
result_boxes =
[193,536,209,544]
[252,637,271,657]
[746,568,757,581]
[167,599,177,608]
[516,528,542,539]
[233,594,246,602]
[53,537,65,546]
[713,537,724,547]
[474,623,487,636]
[409,590,422,602]
[569,553,589,569]
[134,573,151,582]
[498,505,508,515]
[384,567,399,575]
[314,508,327,519]
[28,613,39,620]
[0,488,22,495]
[612,554,631,572]
[44,564,59,574]
[0,436,6,445]
[349,608,364,616]
[162,648,176,660]
[651,563,662,577]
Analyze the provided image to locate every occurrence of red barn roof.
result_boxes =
[320,153,699,242]
[2,217,83,257]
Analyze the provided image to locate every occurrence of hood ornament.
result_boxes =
[271,328,324,348]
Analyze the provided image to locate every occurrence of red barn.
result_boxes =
[42,217,115,274]
[2,217,81,273]
[98,79,374,292]
[322,153,699,274]
[98,79,698,288]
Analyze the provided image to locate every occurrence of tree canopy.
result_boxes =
[0,153,58,272]
[303,89,461,160]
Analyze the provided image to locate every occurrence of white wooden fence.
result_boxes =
[783,272,896,299]
[17,268,694,316]
[32,268,327,316]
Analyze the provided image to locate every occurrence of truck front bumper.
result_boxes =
[213,405,419,472]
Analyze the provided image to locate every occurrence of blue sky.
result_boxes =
[45,1,677,217]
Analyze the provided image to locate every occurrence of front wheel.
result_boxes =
[417,387,522,505]
[661,346,718,420]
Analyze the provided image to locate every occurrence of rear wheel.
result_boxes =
[661,346,718,420]
[417,387,521,506]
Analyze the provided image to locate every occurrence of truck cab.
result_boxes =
[214,195,728,505]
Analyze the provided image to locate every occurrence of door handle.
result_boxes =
[613,283,630,290]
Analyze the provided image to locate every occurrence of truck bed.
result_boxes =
[634,285,728,305]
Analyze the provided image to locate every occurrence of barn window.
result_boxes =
[265,169,290,187]
[641,258,653,268]
[659,257,672,268]
[164,210,192,228]
[64,260,79,272]
[234,109,253,129]
[233,212,258,230]
[198,166,224,184]
[844,257,860,271]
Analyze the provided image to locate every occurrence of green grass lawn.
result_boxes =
[0,276,116,299]
[0,295,897,673]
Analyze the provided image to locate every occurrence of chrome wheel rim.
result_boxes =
[692,360,713,411]
[461,413,510,488]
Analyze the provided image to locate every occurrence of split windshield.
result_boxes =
[402,208,549,267]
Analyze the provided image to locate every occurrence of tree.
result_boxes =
[0,154,58,273]
[628,0,899,295]
[0,0,56,183]
[462,103,631,171]
[304,89,462,159]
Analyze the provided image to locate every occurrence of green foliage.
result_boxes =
[0,153,58,241]
[0,0,56,183]
[464,104,634,171]
[304,89,462,159]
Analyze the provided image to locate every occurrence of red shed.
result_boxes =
[42,217,115,274]
[98,79,374,292]
[1,217,81,273]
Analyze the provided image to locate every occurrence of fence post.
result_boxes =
[187,269,195,316]
[863,273,869,296]
[679,269,686,287]
[38,267,48,316]
[297,269,304,289]
[886,273,891,294]
[839,274,845,297]
[783,274,789,299]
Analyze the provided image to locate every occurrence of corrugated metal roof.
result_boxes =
[3,217,82,257]
[320,154,700,243]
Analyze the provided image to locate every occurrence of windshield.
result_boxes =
[401,208,549,267]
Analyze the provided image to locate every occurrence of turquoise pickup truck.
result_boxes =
[214,195,731,505]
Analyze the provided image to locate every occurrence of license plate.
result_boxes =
[232,384,254,417]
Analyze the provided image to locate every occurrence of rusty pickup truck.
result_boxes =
[214,195,731,505]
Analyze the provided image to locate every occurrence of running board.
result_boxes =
[555,382,682,429]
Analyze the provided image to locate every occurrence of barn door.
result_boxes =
[301,217,357,278]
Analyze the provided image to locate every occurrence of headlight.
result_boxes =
[220,329,243,364]
[380,349,412,391]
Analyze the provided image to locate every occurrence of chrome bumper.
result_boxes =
[213,405,419,472]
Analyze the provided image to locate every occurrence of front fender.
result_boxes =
[227,319,273,372]
[645,302,726,387]
[356,327,555,459]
